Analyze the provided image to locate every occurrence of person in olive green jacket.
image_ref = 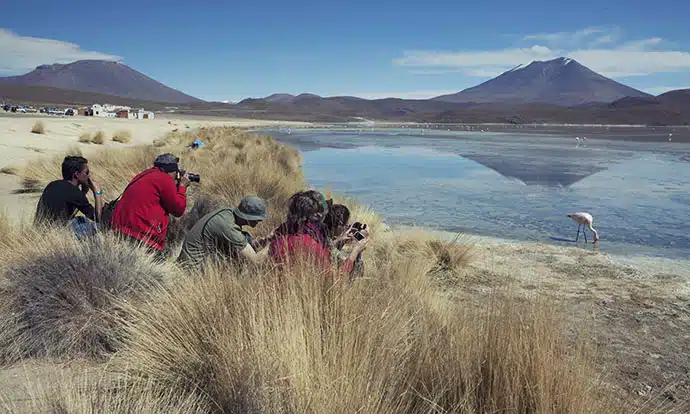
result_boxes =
[177,195,269,270]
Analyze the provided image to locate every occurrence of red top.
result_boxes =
[111,167,187,251]
[270,232,355,276]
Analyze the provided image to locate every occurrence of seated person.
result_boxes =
[177,195,269,270]
[34,155,103,228]
[269,191,368,278]
[324,203,367,280]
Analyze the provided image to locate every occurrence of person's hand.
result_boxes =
[352,235,370,254]
[178,171,191,188]
[89,178,101,194]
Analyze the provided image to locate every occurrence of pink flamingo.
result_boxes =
[567,212,599,243]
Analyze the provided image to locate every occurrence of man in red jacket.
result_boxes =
[111,153,189,259]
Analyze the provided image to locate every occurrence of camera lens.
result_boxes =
[188,173,200,183]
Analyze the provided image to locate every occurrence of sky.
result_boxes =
[2,0,690,102]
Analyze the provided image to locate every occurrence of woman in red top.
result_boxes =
[269,191,368,276]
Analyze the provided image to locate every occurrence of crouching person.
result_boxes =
[177,196,269,270]
[34,155,103,238]
[111,153,189,261]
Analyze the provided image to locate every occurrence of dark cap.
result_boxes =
[233,195,268,221]
[153,153,180,173]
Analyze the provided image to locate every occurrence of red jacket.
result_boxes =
[112,167,187,251]
[269,233,355,276]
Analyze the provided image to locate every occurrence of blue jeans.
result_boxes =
[69,216,98,240]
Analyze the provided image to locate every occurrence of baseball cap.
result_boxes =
[153,153,180,173]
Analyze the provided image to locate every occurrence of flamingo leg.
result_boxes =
[575,224,581,241]
[583,227,588,243]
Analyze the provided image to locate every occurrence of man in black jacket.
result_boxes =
[35,155,103,227]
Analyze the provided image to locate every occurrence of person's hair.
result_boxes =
[61,156,88,181]
[275,191,329,246]
[324,204,350,238]
[302,190,328,216]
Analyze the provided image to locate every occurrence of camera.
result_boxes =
[350,222,367,241]
[178,169,200,183]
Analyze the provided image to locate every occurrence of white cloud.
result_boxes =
[522,27,608,46]
[394,27,690,79]
[347,90,460,100]
[0,29,122,75]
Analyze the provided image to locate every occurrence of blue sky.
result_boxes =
[2,0,690,102]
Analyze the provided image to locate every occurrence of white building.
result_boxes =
[91,104,104,116]
[131,108,155,119]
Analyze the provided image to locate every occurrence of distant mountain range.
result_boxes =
[0,60,202,104]
[431,57,651,107]
[1,58,688,125]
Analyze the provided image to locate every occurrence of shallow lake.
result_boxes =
[264,128,690,260]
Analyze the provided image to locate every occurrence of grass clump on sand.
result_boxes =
[92,130,106,145]
[1,126,619,412]
[112,130,132,143]
[31,121,45,134]
[0,227,176,364]
[78,132,93,143]
[0,165,19,175]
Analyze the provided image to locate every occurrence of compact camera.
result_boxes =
[351,222,367,241]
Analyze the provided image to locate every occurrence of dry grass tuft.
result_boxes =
[427,235,475,271]
[78,132,93,143]
[92,131,105,145]
[0,165,19,175]
[112,130,132,143]
[0,228,176,364]
[31,121,45,134]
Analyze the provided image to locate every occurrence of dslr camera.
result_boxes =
[178,169,200,183]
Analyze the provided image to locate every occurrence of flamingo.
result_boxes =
[567,212,599,243]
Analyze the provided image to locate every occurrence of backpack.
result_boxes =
[100,170,156,229]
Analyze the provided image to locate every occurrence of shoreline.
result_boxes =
[267,123,690,143]
[392,225,690,277]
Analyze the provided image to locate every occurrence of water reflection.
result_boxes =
[264,129,690,259]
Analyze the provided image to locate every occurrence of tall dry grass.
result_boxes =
[0,226,178,364]
[0,369,206,413]
[0,126,626,412]
[105,253,608,413]
[19,127,305,242]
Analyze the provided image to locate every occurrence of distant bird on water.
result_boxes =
[567,212,599,243]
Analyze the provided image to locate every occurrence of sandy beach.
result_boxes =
[0,113,309,221]
[0,113,308,170]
